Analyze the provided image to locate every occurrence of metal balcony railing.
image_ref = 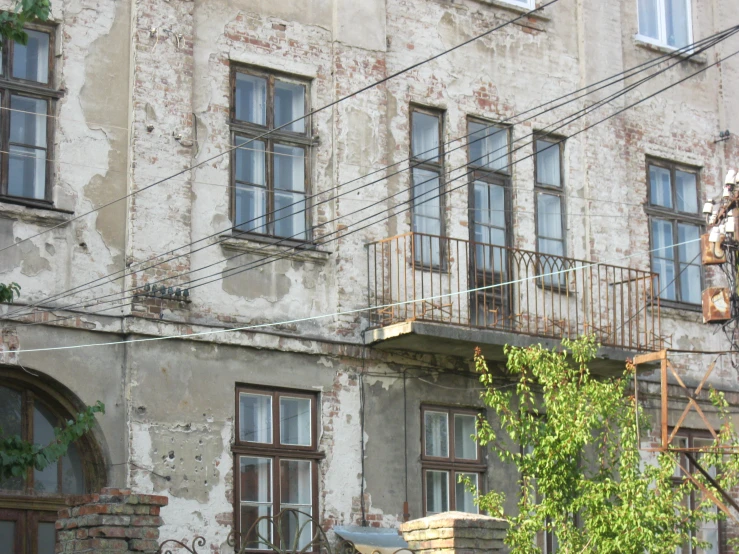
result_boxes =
[366,232,662,352]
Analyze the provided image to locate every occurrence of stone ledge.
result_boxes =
[219,234,331,264]
[400,511,508,532]
[633,35,708,64]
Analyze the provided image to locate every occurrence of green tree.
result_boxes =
[0,0,51,45]
[471,336,739,554]
[0,282,20,303]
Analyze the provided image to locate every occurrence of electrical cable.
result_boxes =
[0,0,561,256]
[3,24,731,320]
[10,237,702,354]
[9,31,728,324]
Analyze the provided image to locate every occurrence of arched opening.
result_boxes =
[0,367,107,554]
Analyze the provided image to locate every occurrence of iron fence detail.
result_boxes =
[366,232,662,352]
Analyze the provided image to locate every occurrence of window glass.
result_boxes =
[274,81,305,133]
[8,96,48,200]
[413,168,442,266]
[424,411,449,458]
[469,122,508,172]
[33,403,59,493]
[0,521,14,553]
[650,165,673,208]
[274,191,306,240]
[235,73,267,125]
[412,112,440,161]
[61,443,85,494]
[678,223,701,304]
[652,219,676,301]
[456,473,478,514]
[535,139,561,187]
[273,144,305,192]
[425,470,449,515]
[13,30,49,84]
[665,0,690,48]
[240,393,273,443]
[473,182,507,274]
[454,414,477,460]
[537,193,563,242]
[638,0,660,40]
[279,460,312,550]
[38,522,56,554]
[234,138,267,233]
[0,387,23,490]
[240,457,272,550]
[235,138,266,186]
[280,397,311,446]
[675,170,698,213]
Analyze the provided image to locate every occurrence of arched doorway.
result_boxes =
[0,368,106,553]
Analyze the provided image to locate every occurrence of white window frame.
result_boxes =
[497,0,536,9]
[635,0,693,50]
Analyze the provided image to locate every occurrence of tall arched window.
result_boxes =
[0,372,105,554]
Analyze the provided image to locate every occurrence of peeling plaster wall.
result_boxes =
[0,0,738,550]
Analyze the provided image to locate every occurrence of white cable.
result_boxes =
[11,238,695,354]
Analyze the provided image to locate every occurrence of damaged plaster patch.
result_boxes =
[222,253,293,300]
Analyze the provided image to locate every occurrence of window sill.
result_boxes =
[468,0,550,25]
[219,233,331,264]
[654,299,702,314]
[0,197,74,226]
[633,35,707,64]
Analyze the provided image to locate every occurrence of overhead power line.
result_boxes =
[13,30,733,326]
[10,237,699,354]
[6,25,730,322]
[5,26,732,324]
[0,0,561,256]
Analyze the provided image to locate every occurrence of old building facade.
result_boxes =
[0,0,738,552]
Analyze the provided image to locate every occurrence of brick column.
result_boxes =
[400,511,508,554]
[56,488,168,553]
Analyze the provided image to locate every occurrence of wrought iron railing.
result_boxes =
[366,232,662,352]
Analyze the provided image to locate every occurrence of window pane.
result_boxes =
[38,522,56,554]
[13,30,49,83]
[34,403,59,493]
[652,219,675,260]
[273,144,305,192]
[679,264,701,304]
[538,238,565,257]
[10,96,48,147]
[535,139,561,187]
[675,170,698,213]
[474,182,505,229]
[62,443,85,494]
[456,473,479,514]
[274,192,306,240]
[412,112,440,161]
[654,257,677,300]
[649,165,672,208]
[240,393,272,443]
[280,459,311,505]
[241,504,272,550]
[235,184,268,234]
[280,397,311,446]
[537,193,563,240]
[0,521,15,553]
[0,387,23,490]
[424,411,449,458]
[235,138,265,185]
[469,123,508,172]
[235,73,267,125]
[665,0,690,48]
[638,0,660,39]
[8,146,46,200]
[275,81,306,133]
[425,471,449,515]
[454,414,478,460]
[677,223,700,265]
[413,168,441,220]
[279,507,312,551]
[240,457,272,502]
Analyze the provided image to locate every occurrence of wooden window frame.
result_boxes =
[420,405,485,515]
[409,105,446,270]
[232,385,322,553]
[644,157,703,308]
[671,428,724,554]
[229,65,314,243]
[0,23,61,209]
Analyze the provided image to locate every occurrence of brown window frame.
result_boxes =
[0,22,62,210]
[410,105,446,270]
[644,157,703,308]
[0,370,106,554]
[671,428,724,554]
[232,385,322,553]
[533,134,568,291]
[229,65,314,244]
[420,405,485,515]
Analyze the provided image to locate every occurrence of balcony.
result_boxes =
[365,233,662,372]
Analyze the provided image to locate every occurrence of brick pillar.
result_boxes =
[56,488,168,553]
[399,511,508,554]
